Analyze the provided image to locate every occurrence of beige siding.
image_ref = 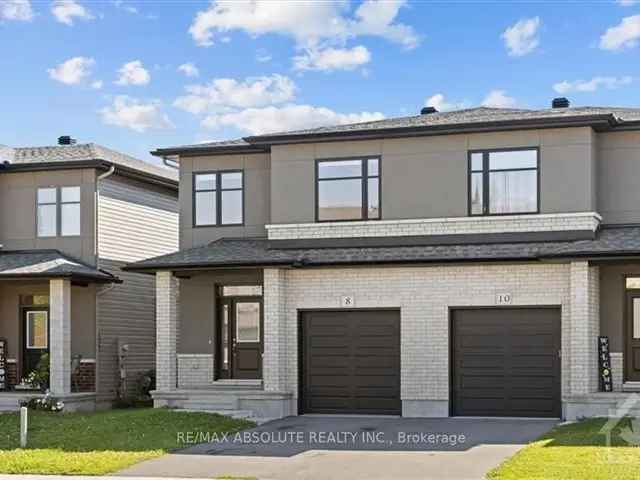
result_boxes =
[96,174,178,402]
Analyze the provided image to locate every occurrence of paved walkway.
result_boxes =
[118,416,557,480]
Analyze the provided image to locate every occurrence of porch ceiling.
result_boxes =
[0,249,119,283]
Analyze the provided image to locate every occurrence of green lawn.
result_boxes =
[489,417,640,480]
[0,408,254,475]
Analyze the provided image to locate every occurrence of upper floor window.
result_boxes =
[193,171,243,227]
[316,157,380,222]
[37,186,81,237]
[469,148,538,216]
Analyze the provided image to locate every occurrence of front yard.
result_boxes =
[0,408,254,475]
[489,417,640,480]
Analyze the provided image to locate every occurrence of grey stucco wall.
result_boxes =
[0,281,96,373]
[178,269,263,354]
[0,169,97,265]
[179,153,270,249]
[599,263,640,352]
[270,127,597,224]
[597,130,640,224]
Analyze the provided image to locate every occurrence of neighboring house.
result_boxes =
[127,98,640,421]
[0,139,178,411]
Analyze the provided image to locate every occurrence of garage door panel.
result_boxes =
[301,310,401,415]
[452,308,561,418]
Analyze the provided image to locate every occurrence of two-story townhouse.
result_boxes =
[0,139,178,411]
[127,99,640,421]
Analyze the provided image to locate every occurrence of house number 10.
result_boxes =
[495,293,513,305]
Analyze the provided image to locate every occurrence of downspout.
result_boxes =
[94,165,116,399]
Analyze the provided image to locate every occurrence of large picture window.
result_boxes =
[37,186,81,237]
[316,157,380,221]
[469,148,538,216]
[193,171,243,226]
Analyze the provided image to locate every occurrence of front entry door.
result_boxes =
[218,298,262,379]
[22,308,49,376]
[626,292,640,382]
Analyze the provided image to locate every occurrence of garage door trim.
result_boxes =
[298,308,401,415]
[449,305,562,418]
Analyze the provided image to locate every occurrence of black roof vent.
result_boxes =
[58,136,76,146]
[420,106,438,115]
[552,97,570,109]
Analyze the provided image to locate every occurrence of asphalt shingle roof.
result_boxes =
[0,250,119,282]
[152,105,640,155]
[8,143,178,182]
[124,226,640,272]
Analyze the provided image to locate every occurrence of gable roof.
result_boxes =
[151,105,640,156]
[3,143,178,187]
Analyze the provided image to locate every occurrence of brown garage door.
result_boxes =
[300,310,401,415]
[451,308,561,418]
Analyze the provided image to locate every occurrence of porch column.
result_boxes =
[263,268,287,392]
[50,278,71,395]
[569,261,600,395]
[156,271,179,391]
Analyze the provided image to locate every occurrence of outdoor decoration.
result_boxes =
[598,336,613,392]
[0,338,6,391]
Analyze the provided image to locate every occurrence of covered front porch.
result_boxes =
[0,250,119,411]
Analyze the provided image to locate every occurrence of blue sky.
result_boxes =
[1,0,640,164]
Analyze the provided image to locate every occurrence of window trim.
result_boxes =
[192,170,245,228]
[315,156,382,223]
[467,146,540,217]
[36,186,82,238]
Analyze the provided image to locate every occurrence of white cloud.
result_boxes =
[293,45,371,72]
[47,56,96,85]
[174,74,296,114]
[600,15,640,51]
[618,0,637,6]
[178,63,200,77]
[424,93,468,112]
[201,104,385,135]
[0,0,34,21]
[481,90,518,108]
[256,49,272,63]
[100,95,173,132]
[502,16,540,57]
[113,0,137,14]
[553,76,632,94]
[188,0,419,49]
[115,60,151,86]
[91,80,103,89]
[51,0,93,26]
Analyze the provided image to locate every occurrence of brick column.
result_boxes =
[569,261,600,395]
[156,271,179,392]
[263,268,286,392]
[50,278,71,395]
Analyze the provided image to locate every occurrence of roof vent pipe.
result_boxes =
[552,97,570,109]
[58,136,77,145]
[420,106,438,115]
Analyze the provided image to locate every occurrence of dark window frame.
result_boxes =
[315,156,382,223]
[467,146,540,217]
[192,170,244,228]
[36,186,82,238]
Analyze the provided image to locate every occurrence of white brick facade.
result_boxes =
[264,262,585,415]
[156,271,179,392]
[177,354,213,388]
[50,278,71,395]
[266,212,601,240]
[263,268,288,392]
[569,261,600,395]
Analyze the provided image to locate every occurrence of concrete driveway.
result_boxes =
[119,415,557,480]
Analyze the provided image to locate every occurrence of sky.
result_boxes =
[1,0,640,165]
